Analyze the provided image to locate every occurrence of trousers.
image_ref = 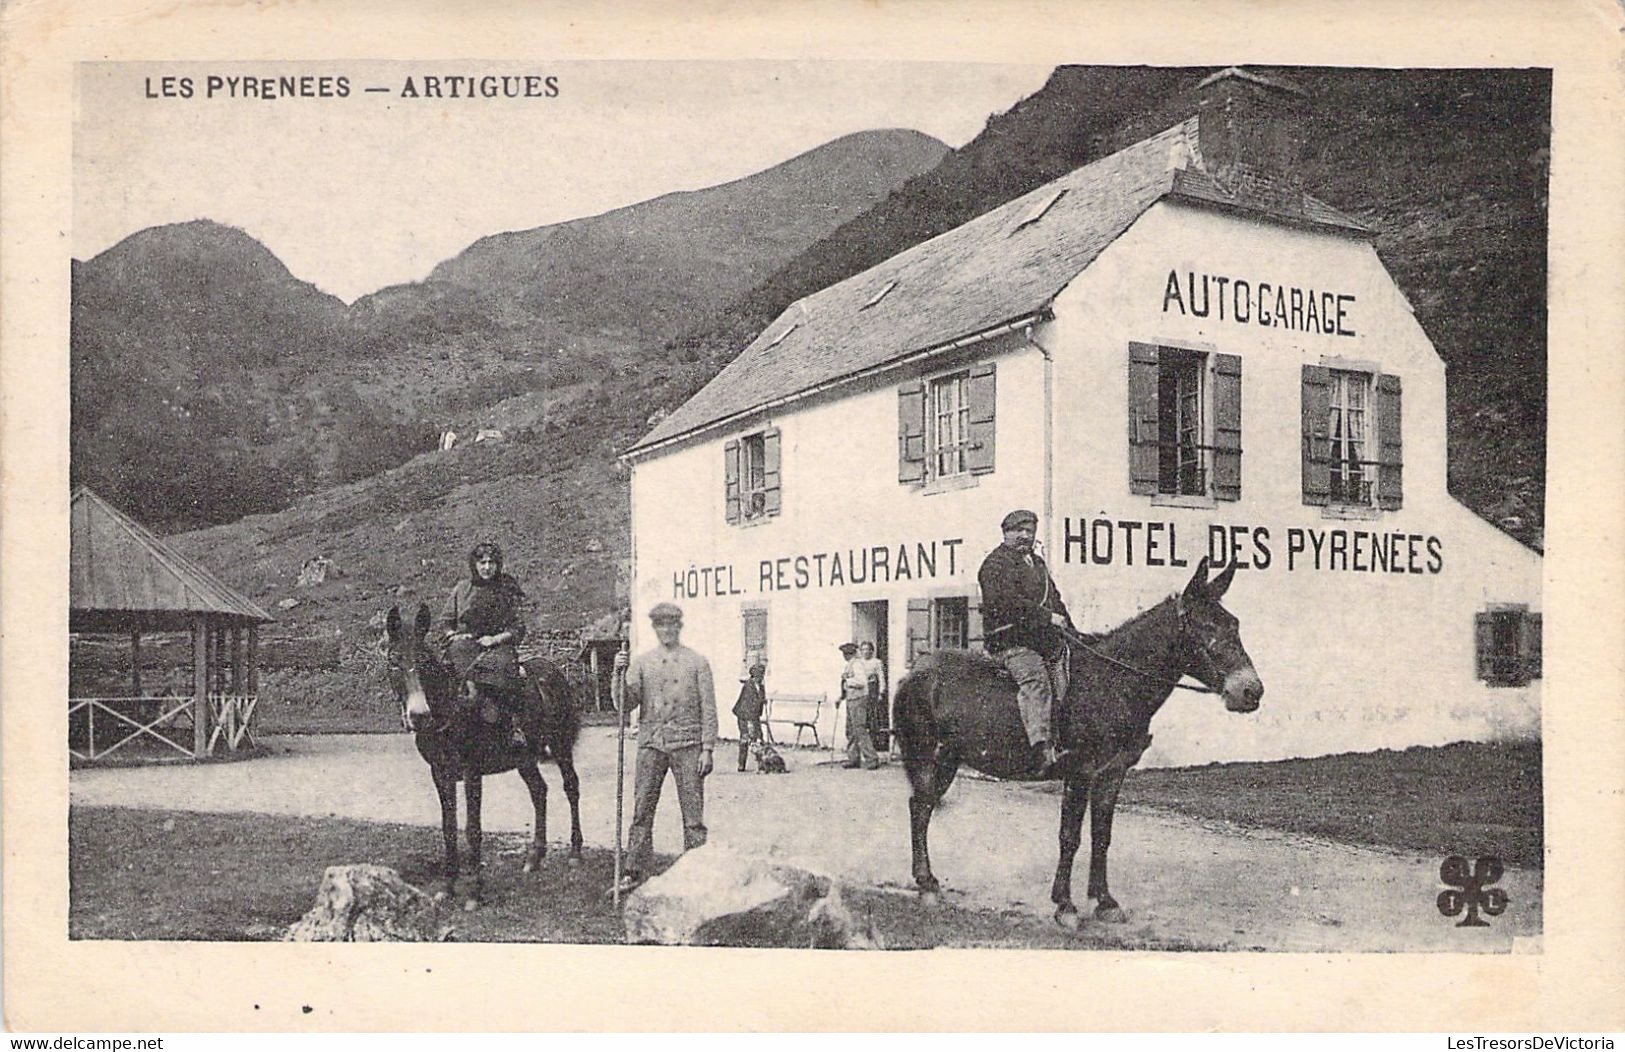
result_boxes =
[625,744,707,877]
[736,716,762,770]
[843,687,879,767]
[1000,645,1068,746]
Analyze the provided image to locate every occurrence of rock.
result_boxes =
[584,539,603,553]
[285,864,451,942]
[298,556,339,587]
[276,597,301,610]
[622,845,882,949]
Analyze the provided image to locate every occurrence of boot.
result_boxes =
[1031,740,1065,779]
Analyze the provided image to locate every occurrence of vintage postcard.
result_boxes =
[3,0,1622,1034]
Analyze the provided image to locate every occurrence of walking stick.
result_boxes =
[612,635,629,909]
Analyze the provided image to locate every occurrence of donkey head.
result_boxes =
[384,603,436,729]
[1177,558,1264,713]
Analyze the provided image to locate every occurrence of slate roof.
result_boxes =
[630,117,1369,456]
[70,487,275,625]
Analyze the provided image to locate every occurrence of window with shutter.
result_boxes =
[1476,605,1539,687]
[932,597,970,649]
[761,428,782,515]
[1375,373,1403,510]
[742,607,768,667]
[898,381,926,484]
[965,363,996,475]
[724,439,741,524]
[1128,343,1161,495]
[1301,365,1333,506]
[1212,353,1242,501]
[966,596,984,652]
[906,598,932,667]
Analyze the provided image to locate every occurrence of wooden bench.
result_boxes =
[761,692,827,748]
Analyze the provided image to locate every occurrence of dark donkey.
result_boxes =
[383,603,584,909]
[893,558,1263,928]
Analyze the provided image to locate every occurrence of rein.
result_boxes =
[1055,623,1219,696]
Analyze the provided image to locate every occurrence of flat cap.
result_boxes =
[838,642,859,655]
[1001,508,1039,530]
[648,602,684,622]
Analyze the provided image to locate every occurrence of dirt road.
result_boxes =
[69,730,1542,952]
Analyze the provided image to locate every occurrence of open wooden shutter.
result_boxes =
[761,427,782,516]
[966,595,984,652]
[1213,353,1243,501]
[966,363,996,475]
[724,439,741,524]
[1520,612,1542,681]
[1128,343,1160,495]
[1375,373,1403,510]
[1301,365,1333,506]
[906,598,932,666]
[1474,612,1494,681]
[898,381,926,484]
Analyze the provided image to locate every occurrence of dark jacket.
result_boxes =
[732,679,766,721]
[436,573,529,689]
[978,543,1073,660]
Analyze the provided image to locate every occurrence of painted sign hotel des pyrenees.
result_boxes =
[624,75,1542,768]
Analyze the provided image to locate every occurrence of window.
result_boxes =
[1475,606,1541,687]
[742,607,768,668]
[931,371,972,478]
[1128,344,1242,501]
[898,363,996,485]
[724,428,781,524]
[1157,349,1206,496]
[905,595,982,665]
[1303,365,1402,509]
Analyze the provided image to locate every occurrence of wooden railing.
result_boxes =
[68,692,258,760]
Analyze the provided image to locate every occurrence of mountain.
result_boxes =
[349,129,948,358]
[71,129,949,532]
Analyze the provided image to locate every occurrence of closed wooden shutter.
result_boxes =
[1301,365,1333,506]
[966,363,997,475]
[966,596,984,652]
[1521,612,1542,681]
[724,439,741,524]
[1213,353,1243,501]
[761,427,782,516]
[1474,612,1494,681]
[906,598,932,666]
[1375,373,1403,510]
[1128,343,1160,495]
[898,381,926,484]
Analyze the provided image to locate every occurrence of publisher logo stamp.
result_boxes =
[1437,855,1509,927]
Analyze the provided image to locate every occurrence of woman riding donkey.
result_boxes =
[436,540,535,748]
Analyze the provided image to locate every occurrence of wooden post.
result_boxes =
[130,630,142,696]
[590,646,601,710]
[247,625,259,695]
[231,628,243,694]
[193,617,210,758]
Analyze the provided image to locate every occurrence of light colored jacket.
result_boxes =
[624,644,718,751]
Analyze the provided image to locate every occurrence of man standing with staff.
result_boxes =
[613,602,717,893]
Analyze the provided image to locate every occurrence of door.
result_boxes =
[851,601,891,750]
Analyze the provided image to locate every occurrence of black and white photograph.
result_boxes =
[5,0,1624,1035]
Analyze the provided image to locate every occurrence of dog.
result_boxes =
[752,739,789,774]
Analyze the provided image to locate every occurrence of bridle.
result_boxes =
[1055,601,1221,696]
[388,635,456,734]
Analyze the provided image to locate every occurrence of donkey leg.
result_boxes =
[1050,776,1090,931]
[515,762,549,872]
[905,753,958,905]
[463,774,484,910]
[432,770,460,900]
[555,752,585,863]
[1087,765,1130,923]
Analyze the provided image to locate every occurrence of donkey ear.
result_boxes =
[1183,557,1212,600]
[385,606,402,642]
[1208,561,1237,599]
[414,603,433,638]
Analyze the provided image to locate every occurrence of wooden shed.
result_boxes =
[69,487,274,761]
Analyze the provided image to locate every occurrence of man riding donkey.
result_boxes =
[435,540,537,748]
[978,508,1086,779]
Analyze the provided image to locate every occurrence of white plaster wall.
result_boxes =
[629,333,1049,745]
[1044,200,1542,766]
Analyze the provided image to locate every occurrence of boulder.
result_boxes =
[297,556,338,587]
[285,864,451,942]
[622,845,882,949]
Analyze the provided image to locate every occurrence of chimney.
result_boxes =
[1194,67,1309,202]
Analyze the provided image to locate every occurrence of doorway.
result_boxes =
[850,600,890,751]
